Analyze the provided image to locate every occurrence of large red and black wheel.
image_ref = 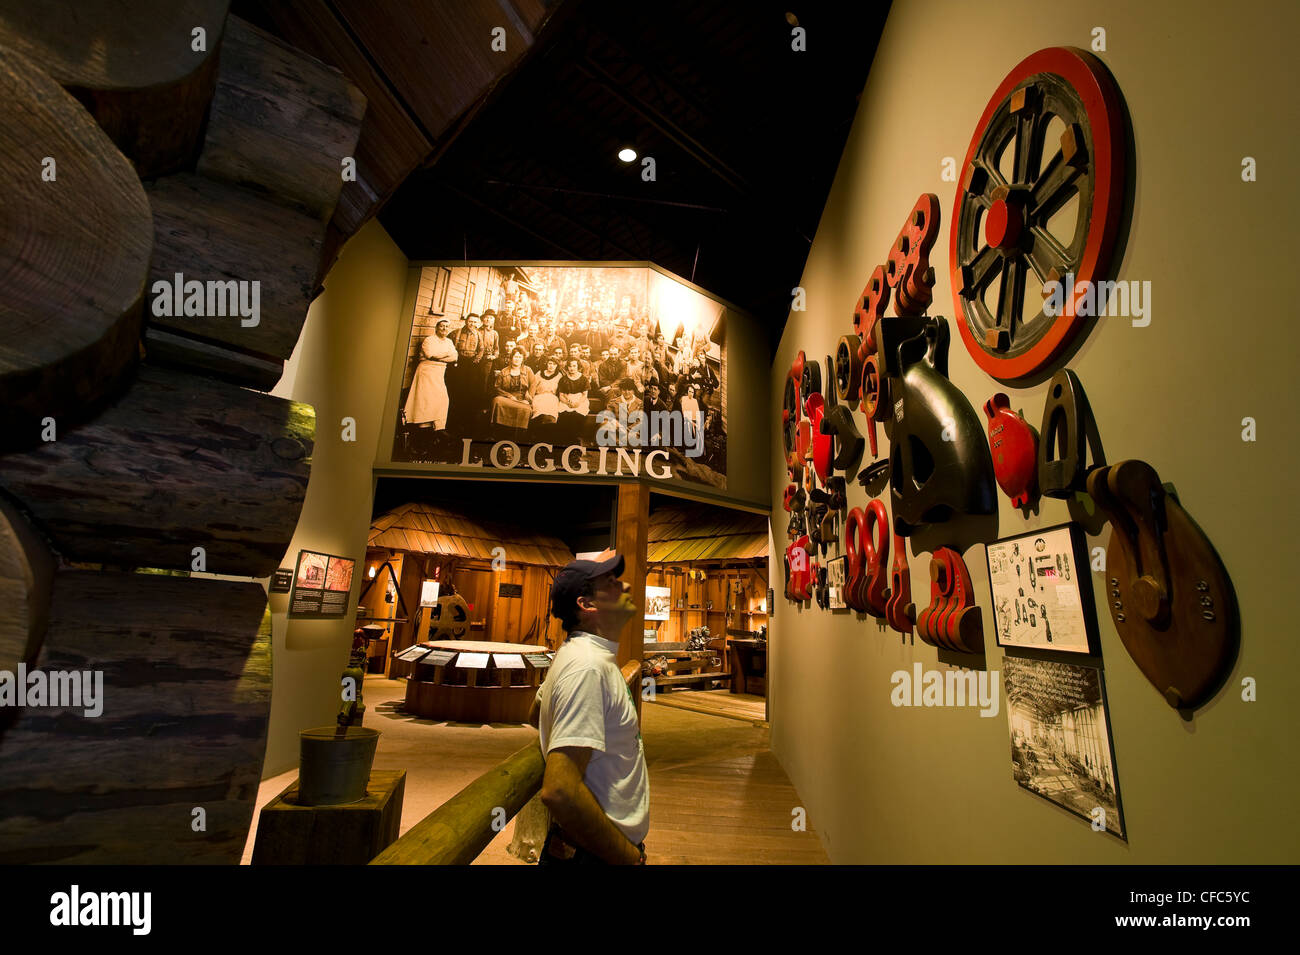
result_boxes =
[950,47,1127,381]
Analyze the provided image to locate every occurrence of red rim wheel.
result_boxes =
[949,47,1127,381]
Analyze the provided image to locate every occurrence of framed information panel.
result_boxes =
[986,523,1099,655]
[289,549,356,618]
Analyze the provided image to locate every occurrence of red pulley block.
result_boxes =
[885,194,941,316]
[916,547,983,653]
[854,265,890,354]
[862,500,891,617]
[807,392,833,483]
[885,530,914,636]
[984,392,1038,507]
[785,534,814,602]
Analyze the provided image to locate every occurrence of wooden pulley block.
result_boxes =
[885,530,915,636]
[916,548,983,653]
[835,335,864,403]
[1087,460,1238,710]
[429,592,470,640]
[782,483,799,512]
[1038,369,1102,498]
[984,392,1038,507]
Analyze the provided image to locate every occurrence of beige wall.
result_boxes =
[769,0,1299,862]
[261,220,409,776]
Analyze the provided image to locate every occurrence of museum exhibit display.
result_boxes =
[0,0,1288,906]
[1087,460,1239,711]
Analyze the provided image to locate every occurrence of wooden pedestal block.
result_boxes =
[251,770,406,865]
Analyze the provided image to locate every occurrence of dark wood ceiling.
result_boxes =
[240,0,889,349]
[379,0,888,350]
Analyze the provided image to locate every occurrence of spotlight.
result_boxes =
[618,147,637,163]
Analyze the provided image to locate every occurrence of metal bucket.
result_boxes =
[297,726,380,806]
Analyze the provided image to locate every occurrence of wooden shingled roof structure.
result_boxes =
[646,503,767,564]
[368,502,573,567]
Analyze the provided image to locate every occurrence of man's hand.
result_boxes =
[539,747,642,865]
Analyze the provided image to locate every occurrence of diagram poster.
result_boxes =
[986,524,1097,654]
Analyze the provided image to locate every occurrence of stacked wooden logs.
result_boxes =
[0,4,365,863]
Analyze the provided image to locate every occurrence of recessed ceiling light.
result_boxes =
[618,147,637,163]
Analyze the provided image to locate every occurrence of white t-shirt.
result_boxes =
[536,630,650,845]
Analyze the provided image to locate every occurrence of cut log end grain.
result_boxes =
[0,497,55,671]
[0,1,231,177]
[0,43,152,449]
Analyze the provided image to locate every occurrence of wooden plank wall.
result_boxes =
[401,265,514,392]
[645,563,769,644]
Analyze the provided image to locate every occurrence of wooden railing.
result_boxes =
[370,658,643,864]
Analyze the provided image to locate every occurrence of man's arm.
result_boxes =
[539,747,641,865]
[527,690,541,729]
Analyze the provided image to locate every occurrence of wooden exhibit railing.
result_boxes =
[370,659,643,864]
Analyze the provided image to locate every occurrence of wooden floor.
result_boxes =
[649,689,768,725]
[244,676,826,865]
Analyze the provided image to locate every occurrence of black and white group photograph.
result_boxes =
[391,265,728,488]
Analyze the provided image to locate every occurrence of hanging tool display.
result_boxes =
[1087,460,1238,710]
[885,530,915,636]
[877,314,997,535]
[915,547,984,653]
[835,335,864,404]
[885,194,942,315]
[785,534,815,603]
[845,500,890,617]
[806,391,834,483]
[984,392,1039,507]
[821,405,865,478]
[949,47,1128,381]
[1038,368,1102,498]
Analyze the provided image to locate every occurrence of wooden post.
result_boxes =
[615,482,650,715]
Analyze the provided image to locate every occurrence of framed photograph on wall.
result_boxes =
[985,523,1099,655]
[1003,655,1126,840]
[826,556,847,610]
[645,585,672,621]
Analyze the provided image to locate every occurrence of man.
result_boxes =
[597,344,628,401]
[529,555,648,865]
[499,300,518,339]
[451,314,485,430]
[480,312,501,412]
